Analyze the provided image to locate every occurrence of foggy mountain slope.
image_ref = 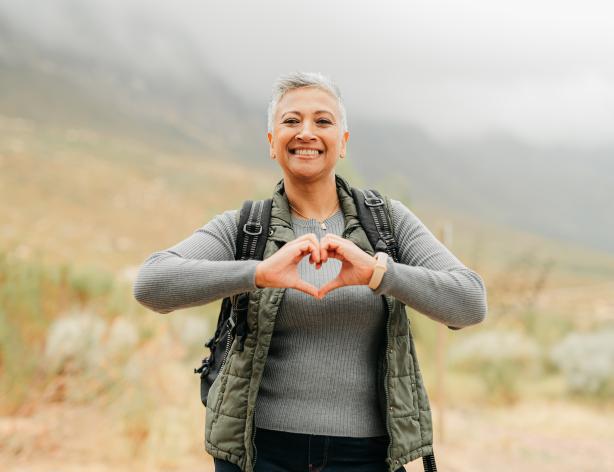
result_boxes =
[1,11,612,253]
[447,140,613,250]
[0,15,267,160]
[349,120,614,253]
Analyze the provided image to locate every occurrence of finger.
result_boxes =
[319,235,329,264]
[317,277,344,299]
[293,241,318,264]
[293,279,320,298]
[321,242,344,263]
[320,239,328,265]
[320,236,341,261]
[295,233,320,264]
[324,236,363,264]
[320,237,329,264]
[307,241,321,264]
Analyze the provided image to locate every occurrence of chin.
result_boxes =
[286,166,335,182]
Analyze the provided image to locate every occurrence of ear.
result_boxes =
[267,132,275,158]
[340,130,349,156]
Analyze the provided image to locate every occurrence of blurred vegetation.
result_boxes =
[1,118,614,470]
[5,217,611,419]
[411,240,614,407]
[0,251,117,412]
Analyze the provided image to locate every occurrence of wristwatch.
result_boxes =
[368,252,389,290]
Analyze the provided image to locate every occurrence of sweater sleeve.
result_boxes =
[372,199,487,328]
[132,209,259,314]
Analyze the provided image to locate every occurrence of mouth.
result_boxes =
[288,148,323,157]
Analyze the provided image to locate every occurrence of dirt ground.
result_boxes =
[2,400,613,472]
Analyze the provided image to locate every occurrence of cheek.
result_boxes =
[273,129,293,148]
[326,135,343,151]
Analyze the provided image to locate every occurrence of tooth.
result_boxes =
[291,149,321,156]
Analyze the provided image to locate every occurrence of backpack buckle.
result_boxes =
[364,197,384,207]
[243,222,263,235]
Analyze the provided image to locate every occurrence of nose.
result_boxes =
[295,121,317,141]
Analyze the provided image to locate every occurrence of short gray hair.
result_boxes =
[267,72,348,133]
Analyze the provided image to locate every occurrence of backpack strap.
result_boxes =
[236,199,273,261]
[351,188,399,262]
[422,452,438,472]
[232,198,273,350]
[352,187,438,472]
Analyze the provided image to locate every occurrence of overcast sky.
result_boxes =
[1,0,613,147]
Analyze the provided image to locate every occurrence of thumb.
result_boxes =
[317,277,344,299]
[293,279,320,298]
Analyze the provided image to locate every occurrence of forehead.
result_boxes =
[276,87,340,117]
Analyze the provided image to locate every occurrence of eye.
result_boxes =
[282,118,299,124]
[317,118,333,125]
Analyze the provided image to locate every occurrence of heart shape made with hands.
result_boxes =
[254,233,377,299]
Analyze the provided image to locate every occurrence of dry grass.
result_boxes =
[0,117,275,272]
[3,400,613,472]
[2,118,614,471]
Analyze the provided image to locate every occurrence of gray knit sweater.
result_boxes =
[133,200,487,437]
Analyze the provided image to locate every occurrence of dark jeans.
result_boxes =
[214,427,405,472]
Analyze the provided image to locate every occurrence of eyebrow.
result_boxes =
[281,110,335,119]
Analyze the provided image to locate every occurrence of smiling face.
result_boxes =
[268,86,349,183]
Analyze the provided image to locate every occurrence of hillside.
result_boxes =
[348,120,614,253]
[1,13,613,254]
[3,124,614,472]
[3,115,614,297]
[0,116,274,273]
[0,15,268,161]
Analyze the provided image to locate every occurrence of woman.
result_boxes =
[133,72,487,472]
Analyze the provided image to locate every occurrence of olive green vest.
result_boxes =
[205,175,433,472]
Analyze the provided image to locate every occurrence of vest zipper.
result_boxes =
[251,410,257,470]
[218,310,237,373]
[219,329,232,372]
[383,296,394,471]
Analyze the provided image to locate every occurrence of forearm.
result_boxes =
[133,252,259,314]
[381,199,488,328]
[132,209,257,314]
[373,260,487,328]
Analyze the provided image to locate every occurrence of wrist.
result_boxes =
[255,262,266,288]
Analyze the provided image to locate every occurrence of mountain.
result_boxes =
[0,14,268,161]
[348,121,614,254]
[1,12,612,253]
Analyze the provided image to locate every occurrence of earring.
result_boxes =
[339,154,345,159]
[271,154,276,160]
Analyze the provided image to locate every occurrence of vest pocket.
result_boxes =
[207,368,223,411]
[390,333,416,378]
[388,334,419,417]
[206,338,239,419]
[389,375,417,418]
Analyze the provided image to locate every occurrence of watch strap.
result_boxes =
[368,252,389,290]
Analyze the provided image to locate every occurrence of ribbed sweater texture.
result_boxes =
[133,199,487,437]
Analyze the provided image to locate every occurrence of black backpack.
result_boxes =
[193,198,272,405]
[194,189,437,471]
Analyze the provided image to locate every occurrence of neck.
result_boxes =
[283,173,339,221]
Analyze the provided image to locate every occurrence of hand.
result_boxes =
[317,234,376,299]
[254,233,321,298]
